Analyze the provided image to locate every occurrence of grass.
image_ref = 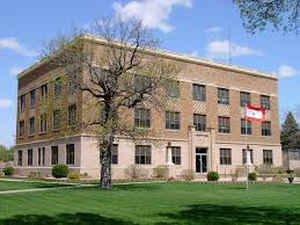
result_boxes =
[0,180,70,191]
[0,182,299,225]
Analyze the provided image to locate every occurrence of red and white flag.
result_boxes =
[245,105,265,122]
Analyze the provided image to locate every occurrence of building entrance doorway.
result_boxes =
[196,148,207,173]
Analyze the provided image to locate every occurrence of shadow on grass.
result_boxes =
[0,213,139,225]
[155,204,300,225]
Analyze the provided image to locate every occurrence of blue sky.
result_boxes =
[0,0,299,147]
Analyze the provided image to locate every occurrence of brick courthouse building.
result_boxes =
[14,35,282,179]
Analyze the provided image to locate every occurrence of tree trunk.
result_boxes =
[100,133,114,189]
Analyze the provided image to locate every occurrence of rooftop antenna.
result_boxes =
[228,25,232,65]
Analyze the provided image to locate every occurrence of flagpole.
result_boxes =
[245,104,249,190]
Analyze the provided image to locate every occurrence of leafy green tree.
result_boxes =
[281,112,300,151]
[234,0,299,34]
[0,145,14,162]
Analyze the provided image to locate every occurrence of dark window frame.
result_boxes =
[240,91,251,107]
[20,94,26,112]
[19,120,25,137]
[135,108,151,128]
[66,144,75,165]
[193,114,206,132]
[135,145,151,165]
[68,104,77,127]
[242,149,254,164]
[263,150,273,165]
[27,149,33,166]
[261,95,270,110]
[262,121,272,136]
[112,144,118,164]
[192,84,206,101]
[53,110,61,130]
[172,146,181,165]
[40,113,47,133]
[218,117,230,134]
[218,88,230,105]
[18,150,23,166]
[165,111,180,130]
[220,148,232,165]
[241,119,252,135]
[166,81,180,98]
[29,117,35,135]
[51,146,58,165]
[30,89,36,108]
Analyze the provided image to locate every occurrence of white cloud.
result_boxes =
[113,0,192,33]
[278,65,298,78]
[206,40,263,59]
[9,65,24,76]
[205,26,223,33]
[0,37,38,57]
[0,99,12,108]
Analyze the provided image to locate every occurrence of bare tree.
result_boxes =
[40,18,180,189]
[234,0,299,34]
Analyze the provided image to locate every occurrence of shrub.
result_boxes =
[68,172,80,180]
[28,171,42,179]
[153,166,169,179]
[248,172,257,181]
[52,164,69,178]
[181,169,194,181]
[3,167,14,176]
[207,171,219,181]
[124,165,149,180]
[0,171,4,177]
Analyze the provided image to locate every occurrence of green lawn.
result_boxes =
[0,180,70,191]
[0,182,299,225]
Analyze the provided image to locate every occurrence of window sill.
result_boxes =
[39,131,47,135]
[218,133,231,135]
[165,129,180,131]
[28,134,35,138]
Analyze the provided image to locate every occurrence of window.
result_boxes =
[19,120,25,137]
[218,88,230,105]
[262,121,272,136]
[166,81,180,98]
[193,114,206,132]
[66,144,75,165]
[42,147,45,166]
[29,117,35,135]
[263,150,273,165]
[135,145,151,165]
[18,150,23,166]
[40,113,47,133]
[41,84,48,100]
[261,95,270,110]
[53,110,61,129]
[172,147,181,165]
[68,104,77,127]
[30,90,36,108]
[28,149,33,166]
[135,76,151,93]
[242,149,253,164]
[240,92,251,107]
[220,148,231,165]
[135,108,151,128]
[20,94,25,112]
[218,117,230,133]
[51,146,58,165]
[38,148,41,166]
[289,151,300,160]
[166,111,180,130]
[69,74,78,95]
[55,77,62,97]
[241,119,252,135]
[193,84,206,101]
[112,144,118,164]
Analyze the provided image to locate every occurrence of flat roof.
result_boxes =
[17,34,278,80]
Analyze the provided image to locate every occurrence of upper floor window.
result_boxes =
[261,95,270,110]
[40,113,47,133]
[69,74,78,95]
[166,81,180,98]
[242,149,253,164]
[135,145,151,165]
[217,88,230,105]
[166,111,180,130]
[135,76,151,93]
[29,117,35,135]
[55,77,62,97]
[172,146,181,165]
[241,119,252,135]
[68,104,77,127]
[53,110,61,129]
[263,150,273,165]
[218,117,230,134]
[41,84,48,100]
[220,148,232,165]
[19,120,25,137]
[30,90,36,108]
[193,84,206,101]
[20,94,26,112]
[262,121,271,136]
[240,92,251,107]
[135,108,151,128]
[193,114,206,132]
[66,144,75,165]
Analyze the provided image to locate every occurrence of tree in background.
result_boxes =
[234,0,299,34]
[40,18,180,189]
[281,112,300,151]
[0,145,14,162]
